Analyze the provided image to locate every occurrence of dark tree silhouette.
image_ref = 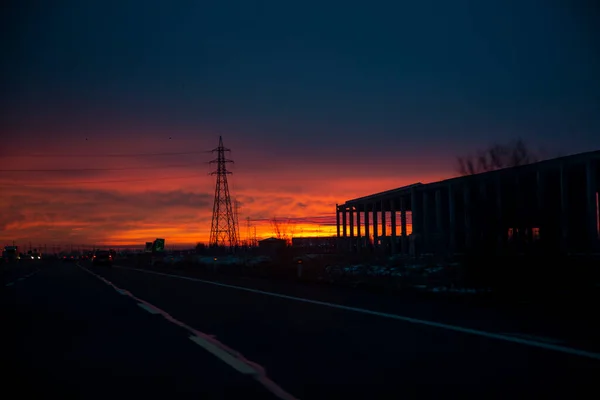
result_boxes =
[456,139,540,176]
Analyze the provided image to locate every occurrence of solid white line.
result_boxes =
[137,303,161,314]
[501,333,564,345]
[116,266,600,361]
[189,335,259,375]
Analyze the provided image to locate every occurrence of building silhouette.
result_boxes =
[336,150,600,257]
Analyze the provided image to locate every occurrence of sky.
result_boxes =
[1,0,599,248]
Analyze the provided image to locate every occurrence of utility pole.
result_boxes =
[246,217,251,246]
[209,136,239,249]
[234,198,241,247]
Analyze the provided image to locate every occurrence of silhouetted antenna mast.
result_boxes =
[246,217,251,246]
[234,198,241,246]
[209,136,239,248]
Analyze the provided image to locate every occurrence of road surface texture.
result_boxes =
[120,261,600,353]
[1,262,283,399]
[3,261,599,399]
[92,263,598,399]
[1,259,41,287]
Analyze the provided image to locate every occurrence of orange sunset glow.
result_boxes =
[1,135,443,248]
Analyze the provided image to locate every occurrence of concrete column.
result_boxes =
[381,199,387,252]
[422,192,429,253]
[514,174,523,242]
[391,199,397,254]
[356,206,362,251]
[372,202,378,248]
[364,204,370,251]
[586,159,598,251]
[479,181,487,244]
[336,204,341,252]
[463,184,472,249]
[536,170,544,235]
[435,189,443,232]
[435,189,443,253]
[349,206,354,252]
[448,184,456,254]
[400,196,408,255]
[342,206,347,238]
[495,175,503,253]
[349,207,354,238]
[559,163,568,251]
[336,204,340,238]
[411,188,418,235]
[356,206,362,238]
[410,188,418,257]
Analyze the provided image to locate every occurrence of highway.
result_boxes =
[3,260,599,399]
[2,262,282,399]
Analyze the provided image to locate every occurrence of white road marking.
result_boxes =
[77,264,297,400]
[189,335,259,375]
[4,269,40,287]
[116,265,600,362]
[501,333,564,345]
[137,303,161,314]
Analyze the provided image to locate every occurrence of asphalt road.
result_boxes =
[3,261,599,399]
[1,262,281,399]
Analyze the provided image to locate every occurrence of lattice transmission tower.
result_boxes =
[209,136,239,248]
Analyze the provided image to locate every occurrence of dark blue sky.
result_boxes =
[3,0,600,162]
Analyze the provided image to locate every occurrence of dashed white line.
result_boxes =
[4,269,40,287]
[137,303,161,314]
[189,335,259,375]
[77,264,297,400]
[115,265,600,362]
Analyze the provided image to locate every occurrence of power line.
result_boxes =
[0,163,204,172]
[0,173,207,187]
[0,150,213,158]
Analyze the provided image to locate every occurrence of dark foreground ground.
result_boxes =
[2,260,599,399]
[1,261,280,399]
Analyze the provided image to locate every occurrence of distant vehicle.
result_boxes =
[62,252,79,262]
[164,252,185,267]
[92,250,113,266]
[3,246,19,262]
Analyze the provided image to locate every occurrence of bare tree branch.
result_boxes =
[457,156,468,176]
[270,217,282,239]
[456,139,541,176]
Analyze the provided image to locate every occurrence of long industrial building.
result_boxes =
[336,150,600,257]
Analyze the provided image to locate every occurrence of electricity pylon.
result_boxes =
[209,136,238,248]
